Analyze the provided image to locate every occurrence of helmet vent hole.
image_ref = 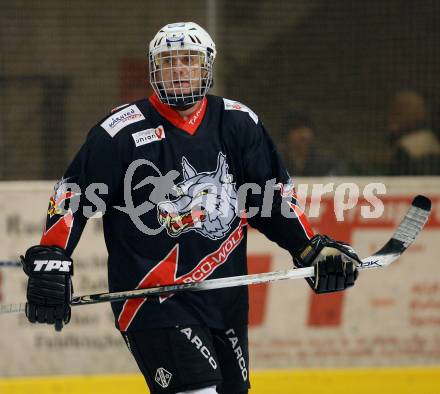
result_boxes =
[188,35,197,44]
[194,35,202,44]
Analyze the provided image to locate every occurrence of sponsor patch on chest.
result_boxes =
[223,98,258,124]
[101,104,145,137]
[132,125,166,147]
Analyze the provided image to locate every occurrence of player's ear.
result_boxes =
[182,157,197,180]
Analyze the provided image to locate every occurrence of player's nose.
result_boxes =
[172,58,188,72]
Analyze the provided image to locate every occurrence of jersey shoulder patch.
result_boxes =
[223,98,258,124]
[100,104,146,137]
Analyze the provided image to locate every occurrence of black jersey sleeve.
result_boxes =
[240,117,314,260]
[40,126,128,256]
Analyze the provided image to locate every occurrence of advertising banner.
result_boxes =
[0,179,439,376]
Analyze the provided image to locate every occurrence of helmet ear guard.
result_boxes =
[148,22,216,108]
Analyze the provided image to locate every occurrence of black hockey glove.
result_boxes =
[295,235,360,294]
[21,245,73,331]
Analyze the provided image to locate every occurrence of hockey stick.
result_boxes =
[0,195,431,315]
[0,261,21,268]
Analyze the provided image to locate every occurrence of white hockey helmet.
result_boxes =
[149,22,217,107]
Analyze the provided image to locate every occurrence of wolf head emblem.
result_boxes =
[157,152,237,239]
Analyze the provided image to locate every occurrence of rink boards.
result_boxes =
[1,368,440,394]
[0,178,440,392]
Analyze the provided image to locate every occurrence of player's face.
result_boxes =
[154,50,207,96]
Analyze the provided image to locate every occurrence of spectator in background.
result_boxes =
[281,112,343,176]
[387,90,440,175]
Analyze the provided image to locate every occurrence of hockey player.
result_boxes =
[21,22,360,394]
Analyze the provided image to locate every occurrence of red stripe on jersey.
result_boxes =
[149,93,207,135]
[175,218,246,286]
[289,201,314,239]
[118,245,179,332]
[118,298,146,331]
[40,212,74,249]
[118,218,247,332]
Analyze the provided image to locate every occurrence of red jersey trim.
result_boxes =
[40,213,74,249]
[148,93,207,135]
[40,190,76,249]
[288,201,314,239]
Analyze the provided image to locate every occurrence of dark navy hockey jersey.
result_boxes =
[40,93,314,332]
